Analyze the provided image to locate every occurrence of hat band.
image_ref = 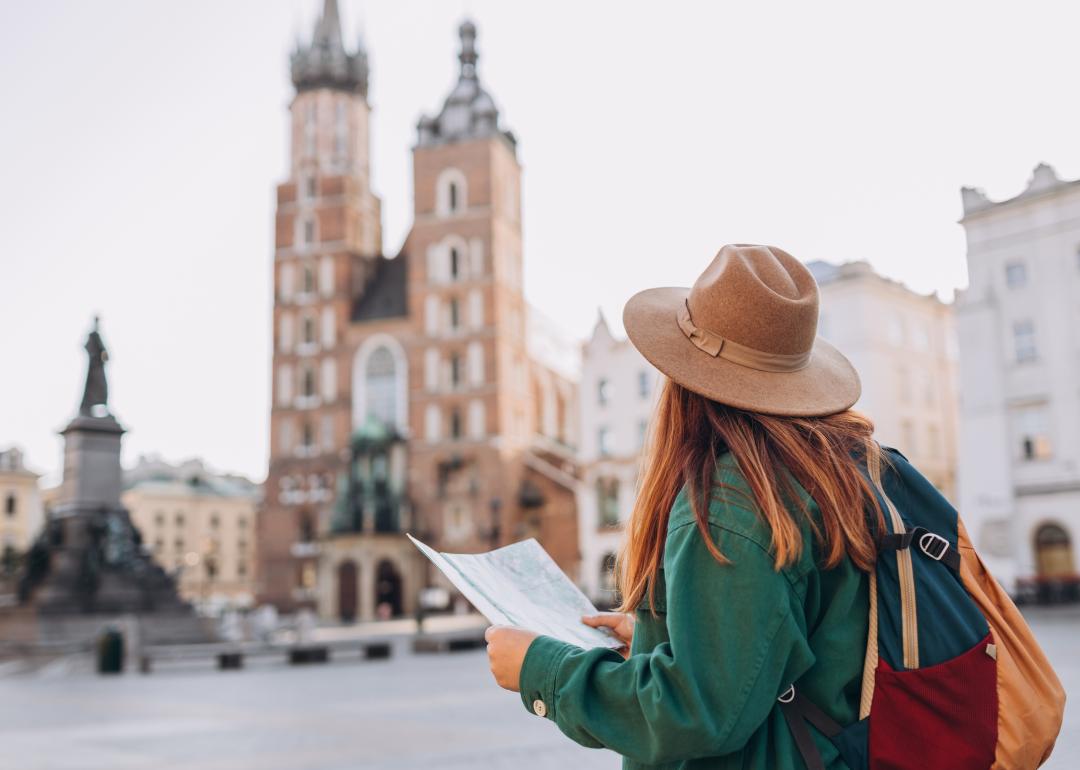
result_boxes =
[677,300,812,373]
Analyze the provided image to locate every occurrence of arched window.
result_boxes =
[435,168,467,218]
[450,247,460,279]
[365,346,397,427]
[302,365,316,397]
[449,353,462,387]
[449,297,460,328]
[302,315,316,345]
[303,265,315,294]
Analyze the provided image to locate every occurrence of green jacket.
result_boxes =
[518,452,869,769]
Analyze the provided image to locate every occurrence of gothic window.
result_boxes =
[302,365,316,397]
[450,354,462,388]
[365,346,397,427]
[436,168,467,218]
[334,102,348,158]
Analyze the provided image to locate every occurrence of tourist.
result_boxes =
[484,244,890,767]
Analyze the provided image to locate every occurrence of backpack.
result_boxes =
[779,445,1065,770]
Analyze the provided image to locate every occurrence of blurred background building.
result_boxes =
[0,447,44,583]
[809,260,960,500]
[575,313,659,605]
[258,2,581,620]
[122,455,259,612]
[957,163,1080,597]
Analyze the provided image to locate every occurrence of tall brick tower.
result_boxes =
[404,21,579,568]
[258,0,383,610]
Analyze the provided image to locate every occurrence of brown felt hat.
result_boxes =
[623,244,860,417]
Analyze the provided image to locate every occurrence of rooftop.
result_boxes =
[290,0,369,96]
[416,20,516,152]
[961,162,1080,219]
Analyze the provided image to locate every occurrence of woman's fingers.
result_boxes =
[581,612,622,628]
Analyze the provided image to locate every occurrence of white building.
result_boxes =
[956,163,1080,596]
[576,312,661,605]
[809,261,960,500]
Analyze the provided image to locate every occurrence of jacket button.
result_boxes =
[532,699,547,717]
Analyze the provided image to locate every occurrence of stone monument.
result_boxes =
[2,319,209,645]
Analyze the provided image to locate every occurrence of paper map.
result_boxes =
[408,534,623,649]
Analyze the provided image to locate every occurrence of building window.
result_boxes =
[467,399,485,439]
[301,421,315,451]
[450,247,460,279]
[304,174,317,199]
[174,538,184,552]
[365,346,398,427]
[450,354,462,387]
[238,517,248,530]
[597,378,610,406]
[298,512,315,543]
[175,512,185,527]
[600,552,618,595]
[425,404,441,442]
[449,409,463,440]
[436,168,467,218]
[598,427,611,457]
[1034,523,1074,577]
[449,297,460,328]
[1014,405,1052,461]
[154,511,165,527]
[4,494,14,517]
[1005,261,1027,289]
[210,513,219,529]
[302,218,315,246]
[1013,320,1037,363]
[638,371,650,399]
[596,478,620,528]
[303,264,315,294]
[334,101,347,158]
[302,316,317,346]
[302,364,316,397]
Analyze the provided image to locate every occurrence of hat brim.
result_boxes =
[623,286,860,417]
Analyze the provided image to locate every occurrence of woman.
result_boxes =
[486,244,889,769]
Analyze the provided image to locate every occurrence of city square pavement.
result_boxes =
[0,608,1076,770]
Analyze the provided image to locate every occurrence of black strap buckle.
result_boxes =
[918,531,950,561]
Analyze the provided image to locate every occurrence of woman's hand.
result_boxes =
[485,625,539,692]
[582,612,635,659]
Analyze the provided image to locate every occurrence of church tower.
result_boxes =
[404,21,576,564]
[259,0,383,610]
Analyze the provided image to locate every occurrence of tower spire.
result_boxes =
[291,0,368,96]
[458,19,478,79]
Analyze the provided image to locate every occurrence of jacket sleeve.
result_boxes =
[517,519,815,765]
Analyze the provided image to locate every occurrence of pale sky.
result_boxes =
[2,0,1078,486]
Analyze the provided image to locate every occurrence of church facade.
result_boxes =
[257,1,581,619]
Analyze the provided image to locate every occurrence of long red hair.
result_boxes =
[617,378,885,612]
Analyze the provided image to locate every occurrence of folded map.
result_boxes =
[408,534,623,650]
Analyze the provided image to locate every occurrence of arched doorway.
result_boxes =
[1035,524,1074,577]
[374,559,403,619]
[337,560,358,623]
